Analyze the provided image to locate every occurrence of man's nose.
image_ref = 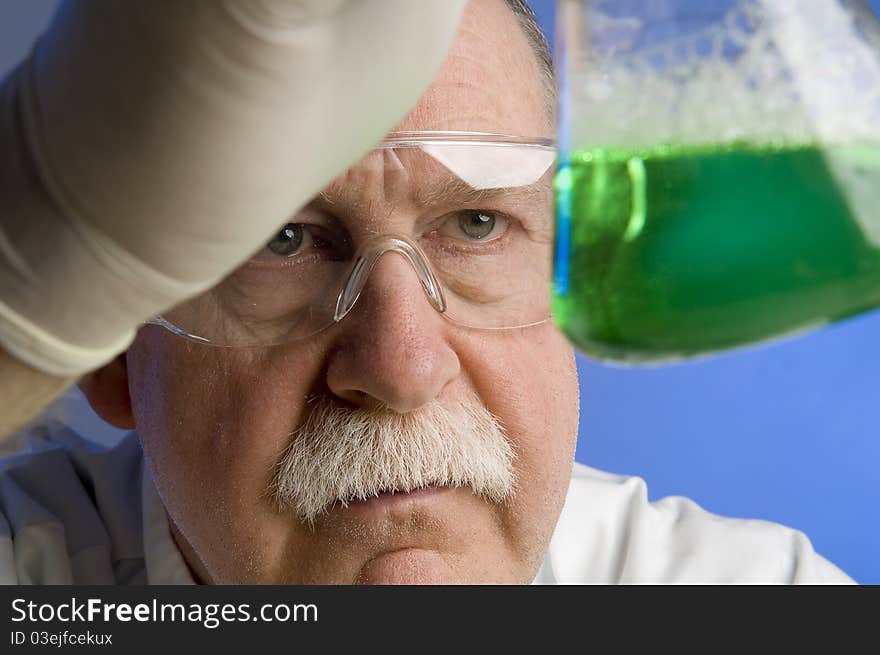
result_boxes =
[325,252,460,413]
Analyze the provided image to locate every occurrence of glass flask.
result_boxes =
[553,0,880,363]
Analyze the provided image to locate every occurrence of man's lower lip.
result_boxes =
[343,485,451,509]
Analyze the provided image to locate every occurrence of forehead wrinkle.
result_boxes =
[317,179,395,220]
[316,148,416,222]
[404,76,534,133]
[318,181,360,213]
[449,51,536,96]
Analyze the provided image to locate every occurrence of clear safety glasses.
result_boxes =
[148,131,558,347]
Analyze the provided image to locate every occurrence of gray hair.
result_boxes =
[504,0,557,122]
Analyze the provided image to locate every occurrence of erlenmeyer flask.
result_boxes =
[553,0,880,363]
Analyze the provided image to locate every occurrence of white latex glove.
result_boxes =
[0,0,465,376]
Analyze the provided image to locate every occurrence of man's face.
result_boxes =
[124,0,579,584]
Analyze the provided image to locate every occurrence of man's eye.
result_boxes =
[267,224,309,256]
[439,211,508,241]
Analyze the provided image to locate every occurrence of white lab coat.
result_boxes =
[0,424,854,584]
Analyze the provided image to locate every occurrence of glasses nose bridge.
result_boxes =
[333,235,447,323]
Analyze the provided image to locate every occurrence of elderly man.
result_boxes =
[0,0,853,584]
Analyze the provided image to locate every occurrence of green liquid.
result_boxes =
[552,142,880,363]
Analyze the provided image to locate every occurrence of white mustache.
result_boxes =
[271,395,516,525]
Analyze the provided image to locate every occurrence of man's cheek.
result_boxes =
[477,334,576,429]
[473,333,578,486]
[169,373,299,495]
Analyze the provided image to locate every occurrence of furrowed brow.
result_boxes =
[315,173,549,214]
[414,176,548,208]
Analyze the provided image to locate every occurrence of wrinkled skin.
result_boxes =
[81,0,579,584]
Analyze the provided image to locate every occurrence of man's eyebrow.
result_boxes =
[413,176,550,209]
[317,175,549,212]
[414,176,514,207]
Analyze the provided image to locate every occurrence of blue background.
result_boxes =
[2,1,877,583]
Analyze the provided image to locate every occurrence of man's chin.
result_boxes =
[299,485,501,584]
[354,548,452,584]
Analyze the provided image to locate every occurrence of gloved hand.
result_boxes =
[0,0,465,376]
